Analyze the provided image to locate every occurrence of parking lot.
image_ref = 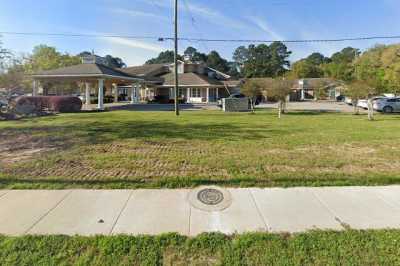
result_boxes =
[259,101,364,113]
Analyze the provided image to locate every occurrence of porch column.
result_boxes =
[85,82,91,106]
[32,80,38,96]
[113,84,118,103]
[98,79,104,110]
[186,88,190,103]
[206,87,209,103]
[130,84,137,104]
[301,89,305,101]
[216,88,219,100]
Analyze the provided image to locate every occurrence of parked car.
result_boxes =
[336,95,345,102]
[373,97,400,113]
[357,97,387,110]
[344,97,353,105]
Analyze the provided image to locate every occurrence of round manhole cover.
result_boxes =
[197,188,224,205]
[188,186,232,212]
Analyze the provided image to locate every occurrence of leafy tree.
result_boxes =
[0,38,12,71]
[269,42,292,76]
[233,42,291,78]
[184,47,197,58]
[25,45,80,74]
[289,59,323,79]
[241,79,263,112]
[355,44,400,96]
[345,80,376,117]
[0,61,27,92]
[206,51,229,73]
[104,55,126,68]
[322,47,360,82]
[322,62,354,82]
[78,51,126,68]
[306,52,331,65]
[232,46,249,67]
[331,47,360,64]
[226,62,241,78]
[182,46,206,62]
[265,79,293,118]
[146,50,182,64]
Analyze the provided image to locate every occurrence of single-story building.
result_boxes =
[246,78,343,102]
[118,60,241,104]
[291,78,343,101]
[31,56,242,109]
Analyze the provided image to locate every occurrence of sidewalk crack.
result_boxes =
[109,190,133,235]
[25,190,72,234]
[310,189,346,230]
[249,188,269,232]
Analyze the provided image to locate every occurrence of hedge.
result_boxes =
[11,96,82,114]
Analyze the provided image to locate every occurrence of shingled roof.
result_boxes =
[159,72,230,87]
[33,63,143,81]
[119,64,168,77]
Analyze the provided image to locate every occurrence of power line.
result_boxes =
[168,35,400,43]
[2,31,400,44]
[0,31,159,40]
[182,0,210,53]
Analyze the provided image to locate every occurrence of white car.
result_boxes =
[344,97,353,105]
[357,99,368,109]
[373,97,400,113]
[358,97,387,110]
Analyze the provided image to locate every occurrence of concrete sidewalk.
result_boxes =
[1,186,400,236]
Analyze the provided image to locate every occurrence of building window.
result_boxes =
[178,88,185,98]
[190,88,201,98]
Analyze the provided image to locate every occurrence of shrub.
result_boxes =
[11,96,82,115]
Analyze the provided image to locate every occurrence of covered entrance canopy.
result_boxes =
[32,63,145,110]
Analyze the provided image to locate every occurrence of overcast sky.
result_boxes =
[1,0,400,66]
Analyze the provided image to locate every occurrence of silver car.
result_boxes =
[373,97,400,113]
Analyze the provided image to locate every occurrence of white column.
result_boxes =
[98,79,104,110]
[113,84,118,103]
[131,84,136,104]
[301,89,305,101]
[32,80,38,96]
[187,88,190,103]
[85,82,91,106]
[206,87,209,103]
[216,88,219,100]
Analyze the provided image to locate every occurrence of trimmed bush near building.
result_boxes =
[11,96,82,115]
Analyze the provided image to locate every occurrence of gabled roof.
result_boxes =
[33,63,143,81]
[119,64,168,77]
[159,72,226,87]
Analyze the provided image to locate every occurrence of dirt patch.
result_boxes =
[0,133,66,165]
[4,140,230,180]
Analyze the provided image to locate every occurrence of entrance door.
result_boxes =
[209,88,217,102]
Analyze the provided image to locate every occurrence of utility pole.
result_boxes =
[174,0,180,116]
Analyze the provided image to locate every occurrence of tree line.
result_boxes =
[0,43,126,93]
[2,38,400,103]
[145,42,292,79]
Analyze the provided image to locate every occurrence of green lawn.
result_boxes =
[1,110,400,189]
[1,230,400,265]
